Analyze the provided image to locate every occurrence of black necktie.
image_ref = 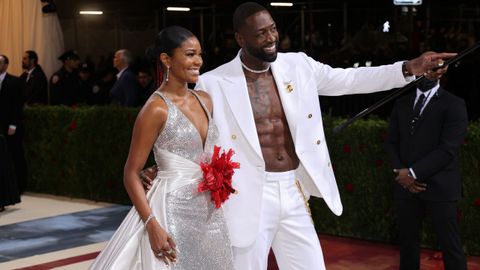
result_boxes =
[410,94,425,134]
[413,93,426,118]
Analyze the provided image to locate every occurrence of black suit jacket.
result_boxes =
[49,67,84,106]
[385,87,468,201]
[0,74,24,135]
[20,65,48,105]
[110,68,139,106]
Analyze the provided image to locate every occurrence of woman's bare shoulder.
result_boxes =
[137,93,168,123]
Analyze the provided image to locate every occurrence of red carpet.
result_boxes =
[13,252,100,270]
[267,234,480,270]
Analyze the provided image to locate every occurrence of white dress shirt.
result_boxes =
[413,82,440,115]
[0,71,6,92]
[116,67,127,79]
[25,67,36,82]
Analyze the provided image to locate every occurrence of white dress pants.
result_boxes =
[233,170,326,270]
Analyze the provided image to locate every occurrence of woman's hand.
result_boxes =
[146,219,177,265]
[140,165,158,192]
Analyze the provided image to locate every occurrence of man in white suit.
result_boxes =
[143,2,453,269]
[196,3,454,270]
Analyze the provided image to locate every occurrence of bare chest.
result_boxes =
[246,74,284,121]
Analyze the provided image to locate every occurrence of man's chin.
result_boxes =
[263,52,278,62]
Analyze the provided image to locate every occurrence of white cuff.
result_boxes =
[408,168,417,179]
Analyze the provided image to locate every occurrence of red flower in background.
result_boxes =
[473,198,480,206]
[68,121,77,131]
[345,183,354,193]
[375,159,384,167]
[343,144,351,154]
[199,145,240,208]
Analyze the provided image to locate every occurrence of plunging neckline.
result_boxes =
[162,90,211,151]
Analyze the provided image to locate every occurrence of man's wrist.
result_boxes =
[402,61,413,77]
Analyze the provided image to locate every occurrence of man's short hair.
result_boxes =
[26,50,39,64]
[0,54,9,64]
[233,2,267,32]
[120,50,133,65]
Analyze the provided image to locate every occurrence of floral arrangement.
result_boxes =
[198,145,240,208]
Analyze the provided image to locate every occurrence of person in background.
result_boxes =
[50,50,83,105]
[137,68,156,106]
[20,50,48,105]
[110,49,139,106]
[78,62,95,105]
[0,54,26,197]
[89,66,115,106]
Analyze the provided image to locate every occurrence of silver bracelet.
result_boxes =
[144,214,155,229]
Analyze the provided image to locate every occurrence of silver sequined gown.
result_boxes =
[90,91,234,270]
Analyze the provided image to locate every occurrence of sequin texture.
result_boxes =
[153,91,232,270]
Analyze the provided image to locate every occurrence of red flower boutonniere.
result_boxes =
[198,145,240,208]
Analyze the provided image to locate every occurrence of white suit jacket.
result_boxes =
[196,51,412,247]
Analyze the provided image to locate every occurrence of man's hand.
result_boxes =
[405,51,457,80]
[393,168,427,193]
[140,165,158,192]
[407,181,427,194]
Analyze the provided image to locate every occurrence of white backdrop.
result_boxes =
[0,0,64,78]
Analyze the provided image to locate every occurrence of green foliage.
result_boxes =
[24,106,138,204]
[23,107,480,254]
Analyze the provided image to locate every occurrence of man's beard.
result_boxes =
[22,63,30,69]
[244,41,279,63]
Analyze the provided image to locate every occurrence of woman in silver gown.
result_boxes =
[90,26,234,270]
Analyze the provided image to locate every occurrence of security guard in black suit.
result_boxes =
[50,50,84,105]
[385,77,468,270]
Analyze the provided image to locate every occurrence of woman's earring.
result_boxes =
[165,66,170,83]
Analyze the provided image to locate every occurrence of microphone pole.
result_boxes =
[333,42,480,134]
